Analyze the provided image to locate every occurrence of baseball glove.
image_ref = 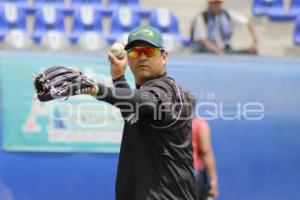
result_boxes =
[34,66,98,102]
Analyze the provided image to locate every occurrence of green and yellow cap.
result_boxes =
[124,25,165,50]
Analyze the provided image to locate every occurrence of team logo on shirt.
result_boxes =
[126,113,139,125]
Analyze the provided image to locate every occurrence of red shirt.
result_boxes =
[192,117,210,170]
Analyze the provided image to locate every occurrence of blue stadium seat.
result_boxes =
[0,0,35,14]
[149,8,189,52]
[70,6,104,43]
[290,0,300,15]
[71,0,112,16]
[0,10,8,40]
[294,16,300,45]
[268,0,300,20]
[108,0,150,18]
[149,9,182,37]
[0,3,27,41]
[108,0,139,7]
[34,0,66,8]
[253,0,284,16]
[108,6,140,44]
[70,6,108,51]
[0,0,27,2]
[33,0,69,15]
[0,3,33,49]
[0,0,28,7]
[72,0,102,6]
[72,0,103,10]
[32,5,66,43]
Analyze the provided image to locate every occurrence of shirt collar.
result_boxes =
[136,72,167,89]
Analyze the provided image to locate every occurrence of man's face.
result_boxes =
[209,1,223,14]
[127,42,168,85]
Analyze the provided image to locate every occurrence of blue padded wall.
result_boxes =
[0,53,299,200]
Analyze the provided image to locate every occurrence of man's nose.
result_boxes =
[138,52,147,60]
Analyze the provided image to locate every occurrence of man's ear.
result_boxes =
[162,51,168,64]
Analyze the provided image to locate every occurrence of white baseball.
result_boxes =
[110,43,126,59]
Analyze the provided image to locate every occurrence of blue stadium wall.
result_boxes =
[0,52,299,200]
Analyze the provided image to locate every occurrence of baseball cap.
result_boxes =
[124,25,165,50]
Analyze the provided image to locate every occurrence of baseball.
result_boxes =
[110,43,126,59]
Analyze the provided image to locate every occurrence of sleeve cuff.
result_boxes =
[112,75,126,83]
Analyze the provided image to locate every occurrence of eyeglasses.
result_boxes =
[127,46,164,58]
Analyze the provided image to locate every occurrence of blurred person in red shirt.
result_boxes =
[185,92,219,200]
